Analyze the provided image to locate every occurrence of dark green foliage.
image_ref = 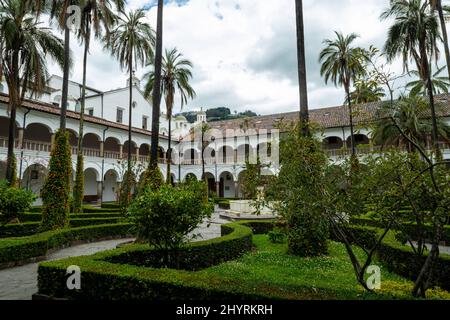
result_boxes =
[0,180,35,224]
[268,229,286,244]
[0,222,40,238]
[266,126,330,257]
[0,223,132,266]
[218,200,230,210]
[72,154,84,214]
[41,130,72,231]
[137,166,164,195]
[36,222,258,300]
[179,108,258,123]
[101,202,120,209]
[332,225,450,291]
[7,154,18,187]
[128,181,213,257]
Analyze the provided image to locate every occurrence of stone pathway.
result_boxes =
[0,238,134,300]
[0,209,227,300]
[411,242,450,256]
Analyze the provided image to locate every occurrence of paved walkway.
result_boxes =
[0,210,227,300]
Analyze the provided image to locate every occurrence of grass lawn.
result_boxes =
[198,235,450,300]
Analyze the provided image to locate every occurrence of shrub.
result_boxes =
[0,223,132,266]
[266,128,330,257]
[41,130,72,231]
[138,166,164,194]
[72,154,84,214]
[268,228,286,244]
[0,180,35,224]
[128,181,214,265]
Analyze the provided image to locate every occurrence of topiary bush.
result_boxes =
[72,154,84,214]
[128,180,214,266]
[0,180,35,224]
[138,166,164,194]
[41,130,72,231]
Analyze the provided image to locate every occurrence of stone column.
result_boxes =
[216,181,220,197]
[17,128,24,149]
[135,147,140,161]
[234,181,239,199]
[100,141,104,158]
[51,133,56,151]
[97,181,103,204]
[119,144,123,159]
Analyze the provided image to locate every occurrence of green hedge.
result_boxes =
[1,216,125,238]
[20,212,122,223]
[37,222,267,300]
[101,202,120,209]
[335,224,450,291]
[351,216,450,245]
[0,223,132,266]
[28,206,120,214]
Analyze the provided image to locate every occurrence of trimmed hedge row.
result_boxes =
[28,206,119,214]
[0,217,124,238]
[337,225,450,291]
[20,212,123,223]
[351,216,450,245]
[0,223,132,266]
[101,202,120,209]
[37,222,269,300]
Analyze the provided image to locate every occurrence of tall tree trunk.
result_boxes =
[6,51,19,185]
[60,21,71,132]
[127,52,133,201]
[295,0,309,137]
[150,0,164,169]
[421,45,441,157]
[345,84,356,156]
[436,0,450,80]
[166,116,172,183]
[73,24,90,214]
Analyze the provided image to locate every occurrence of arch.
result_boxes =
[104,137,121,159]
[22,163,48,205]
[183,148,199,165]
[184,172,198,182]
[219,171,235,198]
[257,142,272,161]
[323,136,344,150]
[0,116,20,139]
[103,169,119,203]
[83,168,99,203]
[204,172,216,197]
[236,144,254,163]
[346,134,370,148]
[66,129,78,148]
[218,145,234,164]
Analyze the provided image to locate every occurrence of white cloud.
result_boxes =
[48,0,450,115]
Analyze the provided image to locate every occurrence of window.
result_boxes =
[86,108,94,116]
[116,108,123,123]
[142,116,148,130]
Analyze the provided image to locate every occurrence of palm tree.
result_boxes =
[372,94,450,152]
[319,31,368,156]
[143,48,196,183]
[72,0,124,213]
[106,9,155,200]
[150,0,164,170]
[381,0,441,153]
[407,65,450,95]
[350,78,385,104]
[430,0,450,80]
[0,0,65,184]
[295,0,309,136]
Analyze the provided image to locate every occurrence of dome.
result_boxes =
[175,115,187,121]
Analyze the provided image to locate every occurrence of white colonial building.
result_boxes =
[1,75,449,205]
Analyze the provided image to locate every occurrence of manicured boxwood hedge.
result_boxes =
[0,223,132,267]
[337,224,450,291]
[37,222,270,300]
[28,206,120,214]
[351,216,450,245]
[101,202,120,210]
[0,216,125,238]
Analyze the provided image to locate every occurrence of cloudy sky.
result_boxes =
[48,0,449,115]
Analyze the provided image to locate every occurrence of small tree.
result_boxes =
[0,180,35,224]
[41,130,72,231]
[128,180,213,267]
[265,125,330,257]
[72,154,84,213]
